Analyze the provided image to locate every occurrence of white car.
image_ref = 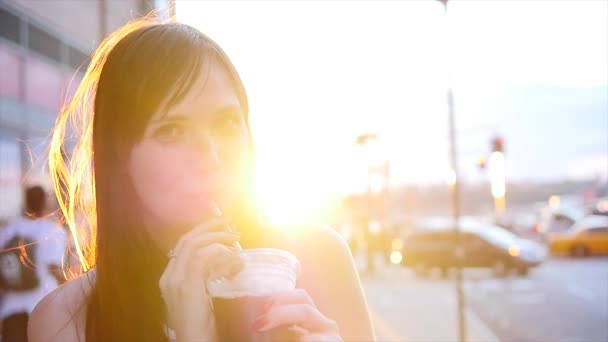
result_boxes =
[535,206,585,238]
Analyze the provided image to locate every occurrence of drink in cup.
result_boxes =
[207,248,301,342]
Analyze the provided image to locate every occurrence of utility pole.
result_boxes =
[439,1,467,341]
[99,0,107,43]
[356,133,379,275]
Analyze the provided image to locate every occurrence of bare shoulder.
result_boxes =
[28,269,95,342]
[274,224,350,257]
[276,225,375,341]
[279,224,354,282]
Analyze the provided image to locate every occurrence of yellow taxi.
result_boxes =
[548,215,608,257]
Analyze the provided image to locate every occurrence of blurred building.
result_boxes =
[0,0,173,222]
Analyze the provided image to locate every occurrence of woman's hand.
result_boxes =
[253,289,343,342]
[159,218,243,342]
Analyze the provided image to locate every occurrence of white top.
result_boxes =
[0,217,67,319]
[573,215,608,231]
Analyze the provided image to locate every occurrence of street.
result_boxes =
[361,256,608,342]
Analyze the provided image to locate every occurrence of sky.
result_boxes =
[176,0,607,219]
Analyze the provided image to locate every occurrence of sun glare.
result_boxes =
[253,149,354,226]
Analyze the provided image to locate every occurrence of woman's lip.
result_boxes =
[186,191,213,199]
[186,178,224,198]
[186,185,223,199]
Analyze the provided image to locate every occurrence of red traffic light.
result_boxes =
[492,136,504,153]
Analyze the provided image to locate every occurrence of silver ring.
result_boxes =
[168,249,177,259]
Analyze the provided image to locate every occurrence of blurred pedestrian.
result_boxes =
[0,186,67,342]
[29,14,374,342]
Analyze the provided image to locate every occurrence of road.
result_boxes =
[361,256,608,342]
[466,256,608,342]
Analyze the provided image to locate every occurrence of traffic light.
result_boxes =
[492,136,504,153]
[477,155,487,170]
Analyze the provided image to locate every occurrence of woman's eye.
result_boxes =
[215,117,241,136]
[152,123,187,142]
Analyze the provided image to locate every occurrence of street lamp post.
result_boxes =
[99,0,107,43]
[438,1,467,341]
[356,133,380,274]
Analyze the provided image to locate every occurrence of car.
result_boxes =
[494,212,538,236]
[534,206,585,237]
[589,197,608,216]
[548,215,608,257]
[399,217,546,277]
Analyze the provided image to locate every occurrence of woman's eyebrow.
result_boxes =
[213,105,243,118]
[153,105,242,124]
[151,114,192,124]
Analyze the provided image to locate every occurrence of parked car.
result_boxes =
[400,217,546,277]
[494,212,538,236]
[589,197,608,216]
[534,206,585,240]
[548,215,608,257]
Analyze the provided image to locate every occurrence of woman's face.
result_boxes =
[128,62,249,244]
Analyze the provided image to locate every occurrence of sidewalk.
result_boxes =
[357,254,499,342]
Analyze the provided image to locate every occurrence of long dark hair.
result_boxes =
[49,16,261,341]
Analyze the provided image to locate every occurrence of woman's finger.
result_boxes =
[159,255,176,296]
[195,243,242,279]
[159,242,235,303]
[171,230,239,264]
[170,233,240,286]
[172,217,232,254]
[264,288,315,311]
[254,303,339,334]
[174,232,239,280]
[198,246,244,280]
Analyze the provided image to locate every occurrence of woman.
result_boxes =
[28,15,374,342]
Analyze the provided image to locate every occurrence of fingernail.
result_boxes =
[252,317,269,331]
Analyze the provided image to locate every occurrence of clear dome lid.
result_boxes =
[207,248,301,298]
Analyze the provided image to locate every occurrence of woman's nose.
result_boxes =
[195,132,221,165]
[207,139,221,165]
